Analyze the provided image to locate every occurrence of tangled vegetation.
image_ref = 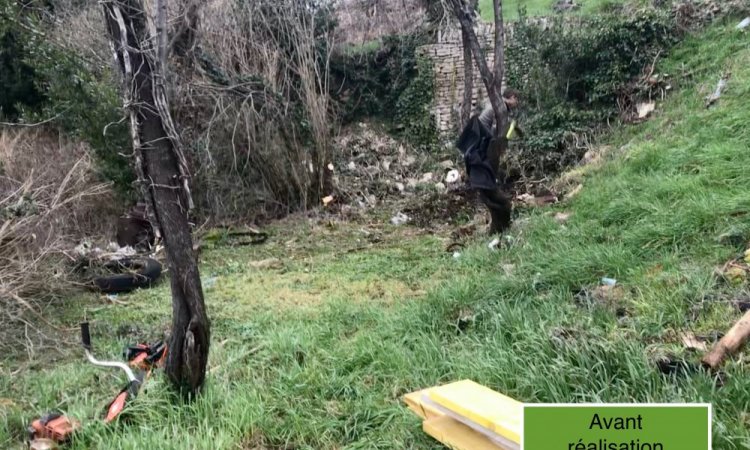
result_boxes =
[504,7,680,179]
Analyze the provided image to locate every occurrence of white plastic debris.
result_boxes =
[601,277,617,286]
[109,245,136,260]
[737,17,750,30]
[74,241,92,257]
[636,101,655,119]
[390,212,410,226]
[488,238,501,250]
[445,169,461,184]
[347,161,356,171]
[706,76,728,107]
[452,252,462,259]
[395,182,405,192]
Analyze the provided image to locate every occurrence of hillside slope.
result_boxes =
[2,19,750,450]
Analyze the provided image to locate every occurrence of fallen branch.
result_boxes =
[702,310,750,371]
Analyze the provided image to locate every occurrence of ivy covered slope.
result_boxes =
[2,19,750,450]
[330,34,438,148]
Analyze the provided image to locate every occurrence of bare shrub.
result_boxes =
[167,0,336,222]
[29,0,337,224]
[334,0,428,46]
[0,127,117,359]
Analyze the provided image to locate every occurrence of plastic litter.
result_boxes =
[390,212,410,226]
[445,170,461,184]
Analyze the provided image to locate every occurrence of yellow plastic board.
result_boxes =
[426,380,522,444]
[423,415,501,450]
[404,389,444,420]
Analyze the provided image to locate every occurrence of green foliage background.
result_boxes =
[505,7,681,178]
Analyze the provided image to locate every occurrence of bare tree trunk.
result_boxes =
[491,0,506,133]
[460,28,473,125]
[449,0,507,139]
[460,0,477,126]
[170,0,200,59]
[102,0,210,396]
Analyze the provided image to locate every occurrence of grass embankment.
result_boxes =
[2,20,750,450]
[480,0,628,21]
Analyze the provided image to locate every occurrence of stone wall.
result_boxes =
[417,18,563,136]
[416,25,496,136]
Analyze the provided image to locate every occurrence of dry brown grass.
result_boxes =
[0,127,118,359]
[172,0,336,222]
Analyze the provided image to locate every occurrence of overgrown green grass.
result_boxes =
[480,0,629,21]
[3,20,750,450]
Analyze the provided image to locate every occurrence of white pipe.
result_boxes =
[84,349,138,383]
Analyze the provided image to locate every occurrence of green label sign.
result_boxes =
[523,404,711,450]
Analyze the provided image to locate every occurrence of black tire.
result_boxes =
[92,257,162,294]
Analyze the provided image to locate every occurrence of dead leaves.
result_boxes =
[679,331,709,352]
[717,259,750,286]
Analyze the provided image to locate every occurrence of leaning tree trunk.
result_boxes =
[450,0,507,139]
[460,0,477,126]
[102,0,210,395]
[460,27,473,126]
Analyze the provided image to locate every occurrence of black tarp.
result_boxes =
[456,116,498,191]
